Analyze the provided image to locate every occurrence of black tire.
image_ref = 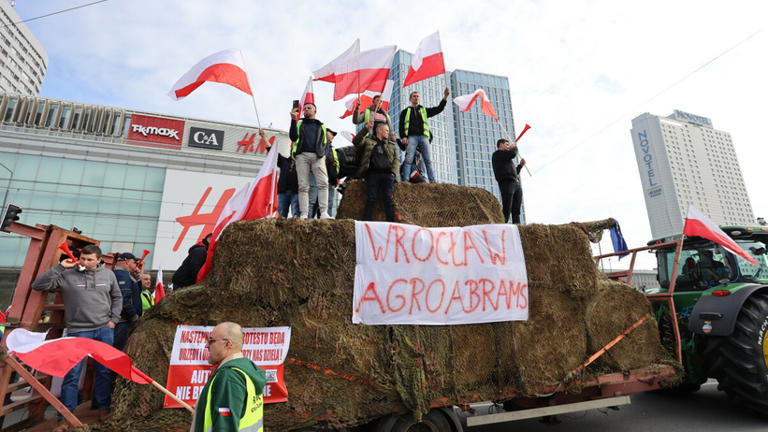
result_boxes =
[707,292,768,415]
[371,408,460,432]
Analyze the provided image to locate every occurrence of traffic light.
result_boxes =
[1,204,22,232]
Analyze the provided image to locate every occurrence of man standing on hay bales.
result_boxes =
[192,322,266,432]
[399,88,449,183]
[289,102,332,219]
[492,138,526,224]
[353,120,400,221]
[31,244,122,430]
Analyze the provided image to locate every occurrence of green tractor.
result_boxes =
[646,225,768,414]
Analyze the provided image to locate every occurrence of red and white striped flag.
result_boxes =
[332,45,397,101]
[313,39,360,83]
[196,143,280,282]
[7,329,153,384]
[403,32,446,87]
[683,204,756,266]
[299,76,315,113]
[453,89,498,121]
[169,49,252,100]
[154,267,165,303]
[340,80,394,119]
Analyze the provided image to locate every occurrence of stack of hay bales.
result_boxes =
[105,184,662,432]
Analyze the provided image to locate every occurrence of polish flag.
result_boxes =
[6,329,153,384]
[196,142,280,282]
[313,39,360,83]
[403,32,445,88]
[683,204,756,266]
[340,131,356,143]
[332,45,397,101]
[154,267,165,303]
[340,80,394,119]
[169,49,253,100]
[299,76,315,113]
[453,89,498,121]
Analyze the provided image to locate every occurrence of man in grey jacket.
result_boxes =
[31,244,122,427]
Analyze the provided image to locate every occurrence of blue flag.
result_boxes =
[610,222,629,259]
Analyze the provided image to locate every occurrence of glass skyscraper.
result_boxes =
[386,50,524,222]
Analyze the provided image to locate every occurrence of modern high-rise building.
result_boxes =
[386,50,523,221]
[0,1,47,95]
[631,110,754,239]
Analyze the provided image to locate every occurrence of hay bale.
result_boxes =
[336,180,504,226]
[585,278,662,370]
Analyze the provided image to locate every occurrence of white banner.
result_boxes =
[353,222,529,325]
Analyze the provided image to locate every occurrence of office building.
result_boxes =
[631,110,754,239]
[0,1,47,95]
[386,50,523,221]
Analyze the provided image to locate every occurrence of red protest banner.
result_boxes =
[164,325,291,408]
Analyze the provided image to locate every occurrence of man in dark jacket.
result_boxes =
[172,234,210,289]
[289,102,331,219]
[492,138,526,224]
[354,120,400,221]
[113,252,142,351]
[398,88,449,183]
[192,322,267,432]
[31,244,121,425]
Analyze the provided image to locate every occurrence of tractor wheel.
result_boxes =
[707,292,768,415]
[370,408,462,432]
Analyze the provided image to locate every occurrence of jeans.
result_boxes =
[113,321,131,351]
[364,172,396,221]
[327,186,337,217]
[499,179,523,224]
[403,135,435,183]
[295,153,328,217]
[278,190,299,217]
[60,326,114,417]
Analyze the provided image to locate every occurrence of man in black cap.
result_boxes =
[113,252,142,351]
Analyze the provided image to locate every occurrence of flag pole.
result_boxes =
[496,119,532,176]
[240,50,263,129]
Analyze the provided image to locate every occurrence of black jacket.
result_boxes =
[114,267,142,321]
[172,241,208,289]
[289,118,325,157]
[492,146,522,182]
[398,99,447,138]
[277,154,298,193]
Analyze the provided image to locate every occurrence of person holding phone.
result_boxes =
[289,102,331,219]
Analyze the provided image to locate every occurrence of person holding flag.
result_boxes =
[290,102,332,219]
[492,138,526,224]
[399,88,449,184]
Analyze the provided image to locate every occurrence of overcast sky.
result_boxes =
[12,0,768,269]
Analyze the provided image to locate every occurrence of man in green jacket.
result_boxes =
[192,322,267,432]
[353,120,400,222]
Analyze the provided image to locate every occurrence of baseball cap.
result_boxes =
[118,252,137,261]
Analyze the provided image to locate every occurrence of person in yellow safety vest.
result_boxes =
[192,322,266,432]
[139,273,154,312]
[289,103,332,219]
[352,95,395,141]
[398,88,450,183]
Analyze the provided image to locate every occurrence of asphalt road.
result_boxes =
[466,380,768,432]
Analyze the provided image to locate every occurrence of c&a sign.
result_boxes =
[188,127,224,150]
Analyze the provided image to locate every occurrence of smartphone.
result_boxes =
[292,100,300,110]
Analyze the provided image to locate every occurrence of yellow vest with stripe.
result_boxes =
[330,148,339,175]
[203,367,263,432]
[291,120,328,159]
[404,106,429,137]
[363,108,391,125]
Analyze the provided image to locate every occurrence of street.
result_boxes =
[467,380,767,432]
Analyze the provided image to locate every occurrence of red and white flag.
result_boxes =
[169,49,253,100]
[340,80,394,119]
[313,39,360,83]
[332,45,397,101]
[299,76,315,113]
[453,89,498,121]
[340,131,356,143]
[196,143,280,282]
[683,204,756,266]
[7,329,153,384]
[154,266,165,303]
[403,31,445,87]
